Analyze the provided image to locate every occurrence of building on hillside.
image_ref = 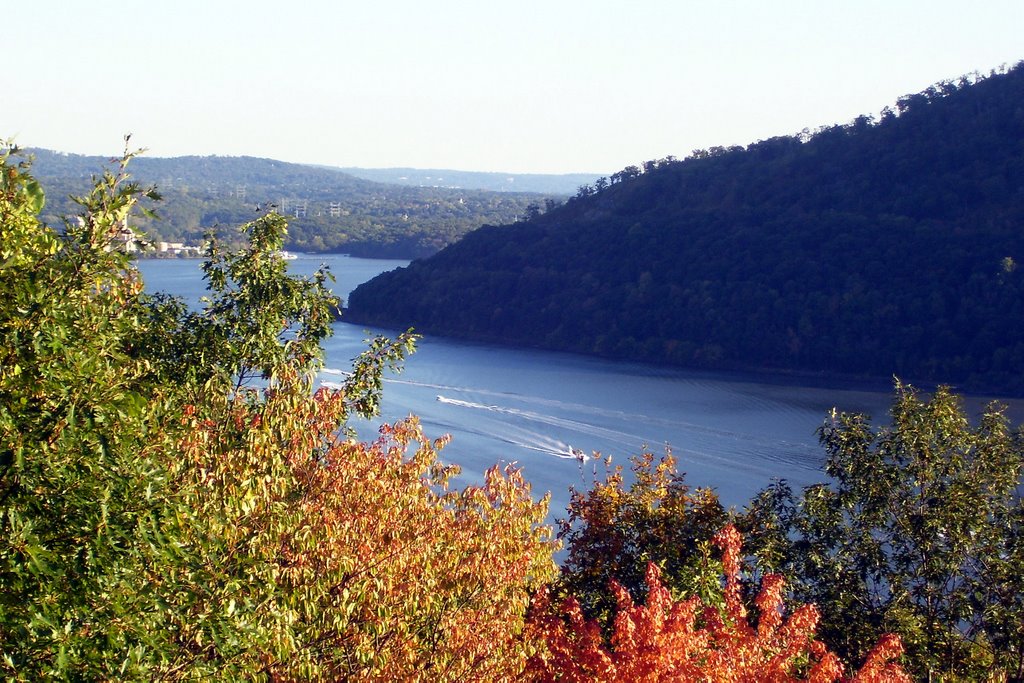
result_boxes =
[157,240,202,257]
[108,226,142,253]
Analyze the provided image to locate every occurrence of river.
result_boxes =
[138,253,1022,520]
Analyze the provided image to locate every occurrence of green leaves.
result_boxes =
[22,179,44,214]
[554,451,728,634]
[193,211,340,388]
[743,382,1024,680]
[0,145,182,679]
[341,329,419,424]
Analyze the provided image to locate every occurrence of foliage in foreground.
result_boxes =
[554,451,728,631]
[527,524,910,682]
[552,389,1024,681]
[171,382,555,680]
[0,144,556,680]
[1,145,177,676]
[4,143,1021,681]
[744,383,1024,681]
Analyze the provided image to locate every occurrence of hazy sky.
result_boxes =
[6,1,1022,174]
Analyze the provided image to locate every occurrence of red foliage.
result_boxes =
[527,524,911,682]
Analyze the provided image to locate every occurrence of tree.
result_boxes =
[527,524,911,682]
[0,145,558,679]
[743,381,1024,681]
[1,142,183,677]
[620,164,642,179]
[554,452,728,633]
[171,380,556,680]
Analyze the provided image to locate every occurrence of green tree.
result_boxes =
[743,381,1024,681]
[0,142,183,676]
[554,451,728,634]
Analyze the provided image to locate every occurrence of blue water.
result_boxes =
[138,254,1022,520]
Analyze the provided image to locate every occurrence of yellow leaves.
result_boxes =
[170,374,558,680]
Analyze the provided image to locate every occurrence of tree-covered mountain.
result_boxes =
[348,62,1024,395]
[25,150,553,258]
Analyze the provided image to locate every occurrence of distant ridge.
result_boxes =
[335,167,602,195]
[23,150,550,258]
[348,62,1024,395]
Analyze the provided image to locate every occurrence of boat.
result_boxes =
[274,250,298,261]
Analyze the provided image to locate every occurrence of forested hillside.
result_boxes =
[27,150,549,258]
[348,62,1024,395]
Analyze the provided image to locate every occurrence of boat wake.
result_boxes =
[435,394,644,452]
[320,369,824,473]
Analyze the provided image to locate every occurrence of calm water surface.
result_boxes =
[138,254,1022,518]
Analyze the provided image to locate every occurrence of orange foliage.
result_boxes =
[176,379,557,680]
[526,525,911,683]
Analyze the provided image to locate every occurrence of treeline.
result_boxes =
[338,166,601,194]
[4,151,1022,679]
[27,149,549,258]
[348,61,1024,395]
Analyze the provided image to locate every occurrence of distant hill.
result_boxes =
[336,167,602,194]
[348,62,1024,395]
[24,151,551,258]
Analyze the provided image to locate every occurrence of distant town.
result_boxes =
[107,225,203,257]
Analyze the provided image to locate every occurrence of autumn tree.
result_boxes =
[554,451,728,633]
[527,524,911,682]
[0,144,557,679]
[168,376,555,680]
[743,382,1024,681]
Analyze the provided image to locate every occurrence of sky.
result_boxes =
[5,1,1023,174]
